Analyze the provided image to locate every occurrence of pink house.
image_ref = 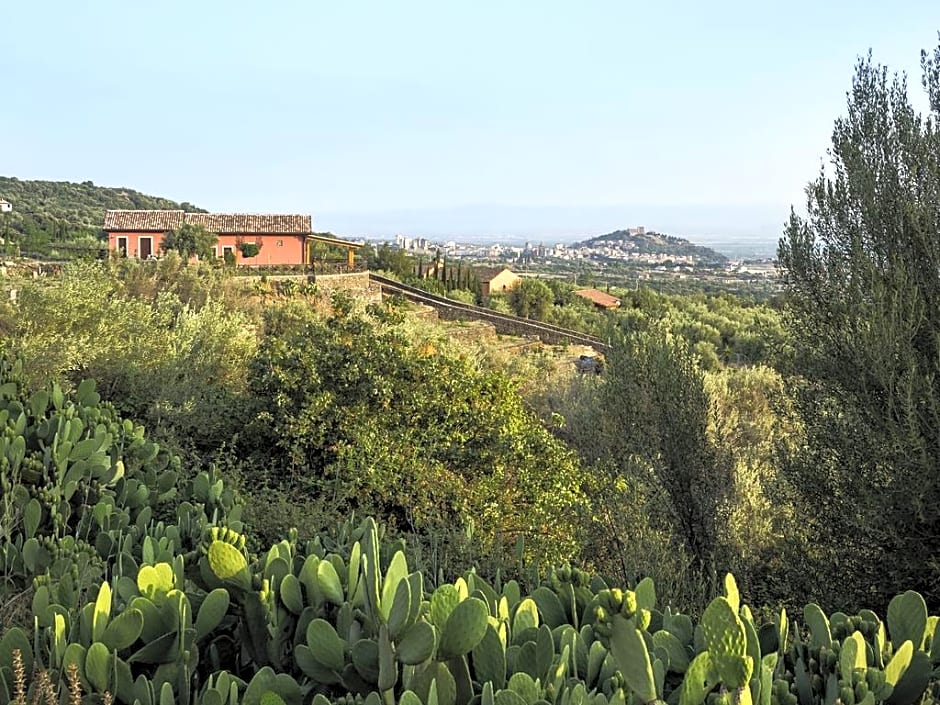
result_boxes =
[103,210,314,266]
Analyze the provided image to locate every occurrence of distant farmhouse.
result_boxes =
[477,267,522,296]
[103,210,360,267]
[0,199,12,213]
[574,288,621,309]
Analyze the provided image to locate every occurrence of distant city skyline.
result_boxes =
[317,202,786,257]
[3,1,937,247]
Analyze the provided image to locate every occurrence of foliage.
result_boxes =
[777,38,940,609]
[238,241,262,259]
[0,259,258,455]
[362,244,414,279]
[243,301,586,570]
[0,356,197,614]
[445,289,476,305]
[508,278,553,320]
[701,366,808,607]
[599,326,732,579]
[532,325,800,612]
[2,365,938,705]
[0,175,205,257]
[468,274,785,370]
[161,222,218,261]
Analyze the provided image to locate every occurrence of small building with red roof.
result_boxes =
[574,288,621,309]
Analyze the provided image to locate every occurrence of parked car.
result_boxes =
[575,354,604,374]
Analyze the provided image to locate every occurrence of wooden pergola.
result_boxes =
[306,234,363,269]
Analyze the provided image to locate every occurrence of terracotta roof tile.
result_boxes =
[185,213,312,234]
[104,210,184,231]
[103,210,312,234]
[574,288,621,308]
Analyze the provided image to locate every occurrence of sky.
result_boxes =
[2,1,938,243]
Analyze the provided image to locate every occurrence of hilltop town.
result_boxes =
[385,225,777,293]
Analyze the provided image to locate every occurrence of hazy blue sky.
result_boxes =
[2,2,938,241]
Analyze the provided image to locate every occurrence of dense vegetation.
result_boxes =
[1,36,940,705]
[1,373,938,704]
[0,176,204,258]
[778,42,940,609]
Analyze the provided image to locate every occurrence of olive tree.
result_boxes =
[161,222,218,261]
[778,37,940,608]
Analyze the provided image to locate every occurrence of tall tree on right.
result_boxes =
[778,36,940,609]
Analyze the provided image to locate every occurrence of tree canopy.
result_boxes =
[509,277,553,320]
[778,37,940,607]
[161,222,218,261]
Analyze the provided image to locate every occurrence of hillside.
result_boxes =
[0,176,205,256]
[575,228,728,264]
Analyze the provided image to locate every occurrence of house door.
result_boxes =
[116,236,128,257]
[139,237,153,259]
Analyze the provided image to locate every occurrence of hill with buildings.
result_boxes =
[573,228,728,264]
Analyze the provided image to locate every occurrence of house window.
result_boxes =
[116,236,128,257]
[222,246,235,259]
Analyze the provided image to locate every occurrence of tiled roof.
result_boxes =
[185,213,312,234]
[104,210,312,234]
[476,266,518,282]
[104,210,184,231]
[574,288,622,308]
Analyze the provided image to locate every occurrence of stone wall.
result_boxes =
[314,272,372,293]
[370,273,608,351]
[315,272,381,305]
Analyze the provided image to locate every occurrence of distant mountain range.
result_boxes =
[573,229,728,264]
